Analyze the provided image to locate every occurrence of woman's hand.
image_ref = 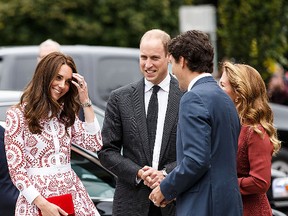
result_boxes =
[33,195,68,216]
[71,73,95,123]
[71,73,90,105]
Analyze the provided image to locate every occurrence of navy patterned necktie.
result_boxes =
[147,85,160,149]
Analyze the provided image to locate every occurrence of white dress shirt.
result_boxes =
[145,74,170,169]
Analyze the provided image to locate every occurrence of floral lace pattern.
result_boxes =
[5,106,102,215]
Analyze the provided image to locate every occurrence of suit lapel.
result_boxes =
[159,76,182,162]
[132,76,182,166]
[132,79,153,165]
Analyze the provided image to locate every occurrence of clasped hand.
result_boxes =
[149,185,172,208]
[139,166,164,189]
[138,166,172,207]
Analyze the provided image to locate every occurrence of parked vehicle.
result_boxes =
[268,169,288,210]
[1,90,288,215]
[271,103,288,174]
[273,208,287,216]
[71,143,115,215]
[0,45,142,110]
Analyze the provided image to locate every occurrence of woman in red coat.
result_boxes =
[219,61,281,216]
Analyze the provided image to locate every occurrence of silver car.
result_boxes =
[1,90,288,215]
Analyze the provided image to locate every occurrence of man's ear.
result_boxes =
[179,56,185,68]
[167,54,172,65]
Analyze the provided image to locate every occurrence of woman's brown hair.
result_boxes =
[19,52,80,134]
[221,61,281,155]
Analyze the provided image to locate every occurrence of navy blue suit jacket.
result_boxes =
[0,125,19,215]
[160,76,243,216]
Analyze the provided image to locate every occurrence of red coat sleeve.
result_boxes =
[238,126,273,195]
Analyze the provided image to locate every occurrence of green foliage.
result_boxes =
[0,0,183,47]
[218,0,288,81]
[0,0,287,81]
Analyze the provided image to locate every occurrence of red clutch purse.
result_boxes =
[39,194,75,216]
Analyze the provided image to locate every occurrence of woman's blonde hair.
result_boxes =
[221,61,281,155]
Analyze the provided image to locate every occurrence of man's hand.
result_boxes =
[149,185,166,207]
[140,166,165,189]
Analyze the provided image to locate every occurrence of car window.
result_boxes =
[0,56,37,91]
[71,149,115,199]
[96,57,142,102]
[0,105,8,121]
[13,57,37,90]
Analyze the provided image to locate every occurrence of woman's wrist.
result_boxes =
[81,99,92,108]
[33,195,48,209]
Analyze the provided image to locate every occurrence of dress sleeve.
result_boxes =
[4,107,40,204]
[71,116,102,152]
[238,126,273,195]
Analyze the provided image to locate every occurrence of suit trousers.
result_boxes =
[148,201,162,216]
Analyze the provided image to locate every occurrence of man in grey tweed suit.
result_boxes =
[98,29,182,216]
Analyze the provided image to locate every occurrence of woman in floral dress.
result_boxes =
[5,52,102,216]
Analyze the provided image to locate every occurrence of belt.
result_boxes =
[27,164,72,175]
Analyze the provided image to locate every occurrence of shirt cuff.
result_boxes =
[84,117,100,134]
[135,176,142,185]
[21,185,40,204]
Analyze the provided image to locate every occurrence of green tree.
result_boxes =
[0,0,183,47]
[218,0,288,81]
[1,0,287,81]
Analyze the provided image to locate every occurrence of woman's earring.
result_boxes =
[235,98,239,103]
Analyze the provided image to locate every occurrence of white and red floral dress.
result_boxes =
[4,105,102,216]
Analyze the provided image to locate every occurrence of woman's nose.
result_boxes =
[58,81,65,88]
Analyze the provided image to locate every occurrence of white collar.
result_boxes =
[145,73,171,93]
[188,73,212,91]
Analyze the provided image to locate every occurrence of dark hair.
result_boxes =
[19,52,80,134]
[168,30,214,73]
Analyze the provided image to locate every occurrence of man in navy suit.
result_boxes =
[0,125,19,215]
[149,30,243,215]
